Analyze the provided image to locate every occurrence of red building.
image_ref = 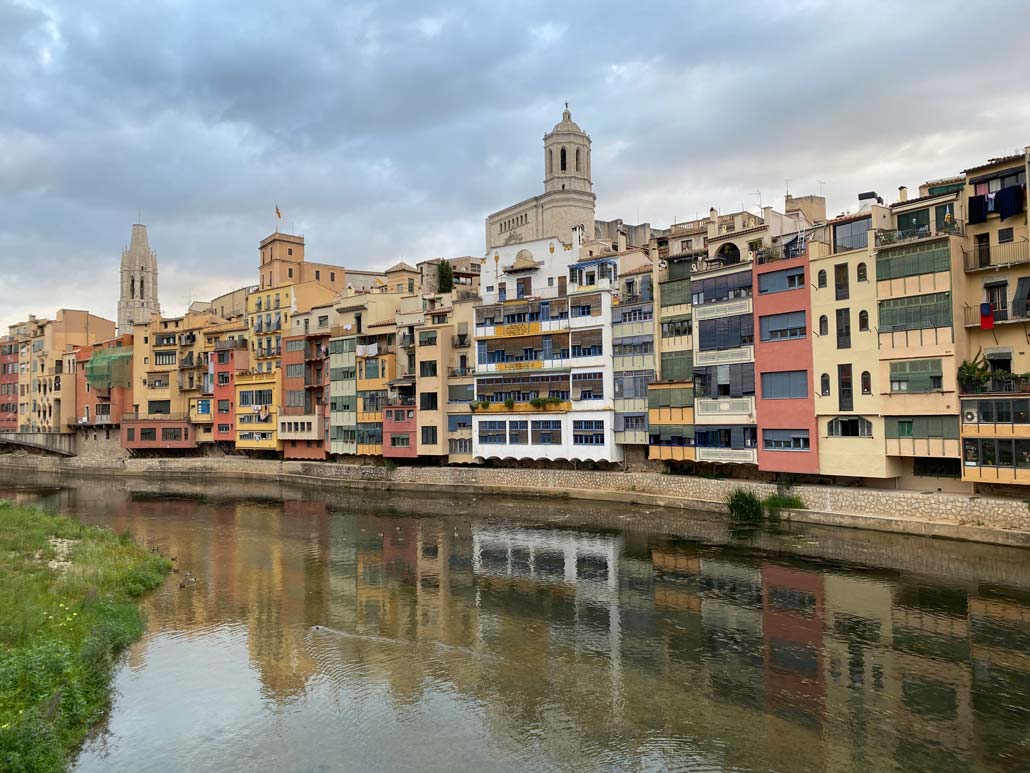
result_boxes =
[281,330,330,460]
[753,244,819,474]
[213,338,249,444]
[0,337,18,431]
[121,416,197,451]
[77,336,134,432]
[383,381,417,459]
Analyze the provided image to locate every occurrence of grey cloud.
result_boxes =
[2,0,1029,328]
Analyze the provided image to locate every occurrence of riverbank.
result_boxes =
[3,452,1030,547]
[0,501,170,771]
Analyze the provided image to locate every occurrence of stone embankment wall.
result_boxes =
[2,454,1028,546]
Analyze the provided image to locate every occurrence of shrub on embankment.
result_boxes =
[0,500,170,771]
[727,488,806,521]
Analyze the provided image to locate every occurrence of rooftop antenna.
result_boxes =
[785,178,791,197]
[817,180,826,196]
[750,191,762,210]
[137,208,142,224]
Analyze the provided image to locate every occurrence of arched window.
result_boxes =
[820,373,830,395]
[575,148,581,172]
[819,315,828,336]
[859,310,869,331]
[857,262,868,282]
[130,276,135,299]
[548,149,553,174]
[139,279,144,300]
[817,269,827,288]
[861,371,871,394]
[560,147,567,172]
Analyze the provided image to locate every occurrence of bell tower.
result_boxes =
[117,223,161,335]
[544,104,592,194]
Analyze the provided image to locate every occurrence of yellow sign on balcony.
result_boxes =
[497,360,542,371]
[497,322,540,337]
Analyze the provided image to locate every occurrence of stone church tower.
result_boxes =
[485,106,597,249]
[117,223,161,335]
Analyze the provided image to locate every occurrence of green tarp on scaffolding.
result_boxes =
[84,346,132,389]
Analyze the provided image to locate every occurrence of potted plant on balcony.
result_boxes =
[529,397,546,409]
[958,350,990,393]
[503,398,515,410]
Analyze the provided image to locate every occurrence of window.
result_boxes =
[857,262,868,282]
[834,217,871,252]
[999,228,1014,244]
[573,420,605,445]
[889,359,944,393]
[217,399,230,413]
[288,268,293,278]
[508,420,528,445]
[817,269,827,288]
[479,420,506,444]
[827,416,873,437]
[286,390,305,407]
[834,263,850,300]
[285,363,304,378]
[876,240,950,280]
[763,429,810,451]
[531,419,562,445]
[421,426,437,445]
[898,419,913,437]
[285,339,305,352]
[761,371,808,399]
[661,350,693,381]
[154,350,176,366]
[126,428,135,441]
[148,400,171,414]
[859,310,869,331]
[420,392,438,411]
[758,266,805,294]
[836,308,851,349]
[315,270,321,280]
[818,315,828,336]
[419,361,438,377]
[418,331,437,346]
[759,311,806,341]
[390,434,410,448]
[140,428,157,441]
[878,292,952,332]
[660,317,691,338]
[697,314,754,351]
[161,427,183,441]
[861,371,871,395]
[838,364,853,411]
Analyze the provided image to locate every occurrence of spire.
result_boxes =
[127,223,152,261]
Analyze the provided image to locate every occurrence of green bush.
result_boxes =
[763,493,806,518]
[503,398,515,410]
[726,489,763,521]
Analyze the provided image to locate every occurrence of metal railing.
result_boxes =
[121,412,188,422]
[964,240,1030,271]
[876,222,963,247]
[964,305,1011,326]
[449,367,473,377]
[960,376,1030,395]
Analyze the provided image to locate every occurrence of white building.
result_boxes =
[472,230,623,464]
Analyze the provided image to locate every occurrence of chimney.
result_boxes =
[617,229,627,252]
[898,185,908,202]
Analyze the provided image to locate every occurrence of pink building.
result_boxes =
[383,395,418,459]
[753,248,819,474]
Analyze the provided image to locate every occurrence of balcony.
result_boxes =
[278,415,323,441]
[876,223,963,247]
[121,412,188,421]
[960,376,1030,395]
[214,338,247,351]
[471,400,572,414]
[450,367,474,377]
[964,240,1030,271]
[695,447,758,464]
[694,396,755,424]
[400,334,415,348]
[964,304,1016,327]
[385,397,416,407]
[452,334,471,348]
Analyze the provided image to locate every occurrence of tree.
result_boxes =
[436,260,454,293]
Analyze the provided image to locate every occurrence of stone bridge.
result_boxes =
[0,432,76,456]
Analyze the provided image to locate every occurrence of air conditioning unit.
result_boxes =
[963,409,978,423]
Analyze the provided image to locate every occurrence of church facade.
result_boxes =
[117,223,161,335]
[484,107,597,250]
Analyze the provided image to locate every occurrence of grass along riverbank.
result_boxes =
[0,500,170,771]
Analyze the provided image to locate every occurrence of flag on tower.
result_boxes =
[275,203,282,219]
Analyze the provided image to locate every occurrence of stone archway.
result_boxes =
[716,242,741,265]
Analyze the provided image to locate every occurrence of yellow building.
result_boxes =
[234,370,281,453]
[245,280,338,374]
[956,150,1030,488]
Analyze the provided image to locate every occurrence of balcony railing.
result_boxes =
[452,335,471,348]
[399,334,414,348]
[964,305,1012,326]
[876,223,963,247]
[385,397,416,407]
[121,412,188,422]
[450,367,473,377]
[964,240,1030,271]
[214,338,247,351]
[960,376,1030,395]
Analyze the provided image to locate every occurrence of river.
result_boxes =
[2,471,1029,772]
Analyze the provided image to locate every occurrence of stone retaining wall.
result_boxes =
[2,453,1029,544]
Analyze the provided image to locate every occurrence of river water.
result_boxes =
[2,471,1029,772]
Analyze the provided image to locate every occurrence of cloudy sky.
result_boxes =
[2,0,1029,329]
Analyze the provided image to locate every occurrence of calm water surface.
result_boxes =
[3,472,1030,772]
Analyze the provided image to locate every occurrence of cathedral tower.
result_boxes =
[543,105,592,194]
[117,223,161,335]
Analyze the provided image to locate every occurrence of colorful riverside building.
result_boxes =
[75,335,134,450]
[472,229,621,465]
[957,150,1029,487]
[122,311,219,453]
[206,319,249,448]
[0,333,18,431]
[280,304,335,459]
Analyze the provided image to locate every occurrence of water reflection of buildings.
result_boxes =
[7,479,1030,771]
